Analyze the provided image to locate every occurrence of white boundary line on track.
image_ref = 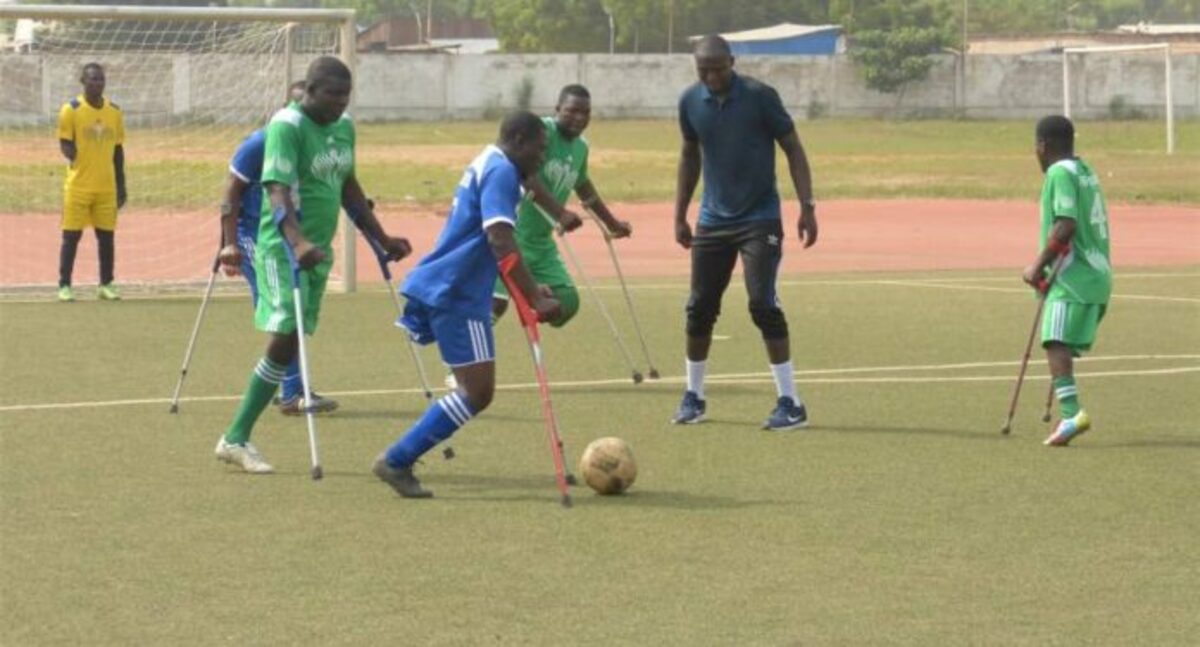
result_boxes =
[1,272,1196,304]
[2,355,1197,413]
[875,280,1200,303]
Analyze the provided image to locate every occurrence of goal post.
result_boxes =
[0,4,360,293]
[1062,43,1175,155]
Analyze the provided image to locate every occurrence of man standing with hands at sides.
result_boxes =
[214,56,411,474]
[671,35,819,431]
[56,62,127,302]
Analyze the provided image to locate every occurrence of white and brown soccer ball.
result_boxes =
[579,437,637,495]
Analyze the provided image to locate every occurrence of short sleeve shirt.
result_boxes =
[257,105,355,253]
[678,73,794,227]
[514,116,590,255]
[402,145,523,318]
[57,95,125,194]
[1039,158,1112,304]
[229,129,266,243]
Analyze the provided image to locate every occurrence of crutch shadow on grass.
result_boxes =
[415,472,794,510]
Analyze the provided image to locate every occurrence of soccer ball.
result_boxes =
[578,437,637,495]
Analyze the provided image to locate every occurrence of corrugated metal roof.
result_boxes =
[689,23,841,43]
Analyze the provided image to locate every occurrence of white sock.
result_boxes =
[771,361,798,402]
[686,359,706,400]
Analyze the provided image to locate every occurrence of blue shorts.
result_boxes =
[398,298,494,367]
[238,234,259,306]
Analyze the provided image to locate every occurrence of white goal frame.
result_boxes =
[0,4,362,291]
[1062,43,1175,155]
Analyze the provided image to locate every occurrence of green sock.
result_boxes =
[224,358,286,445]
[1053,376,1080,419]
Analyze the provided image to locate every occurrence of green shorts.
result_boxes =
[493,247,579,327]
[254,248,332,335]
[1041,300,1106,353]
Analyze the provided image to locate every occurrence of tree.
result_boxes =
[850,26,948,109]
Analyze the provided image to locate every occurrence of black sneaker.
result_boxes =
[763,396,808,431]
[671,391,706,424]
[372,454,433,498]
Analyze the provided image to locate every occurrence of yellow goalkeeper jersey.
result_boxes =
[56,95,124,194]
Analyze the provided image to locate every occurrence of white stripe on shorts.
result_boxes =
[470,320,490,363]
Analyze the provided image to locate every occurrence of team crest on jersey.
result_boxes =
[542,159,578,196]
[310,147,353,184]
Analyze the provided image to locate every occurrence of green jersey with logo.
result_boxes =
[258,105,355,253]
[514,116,590,255]
[1039,158,1112,304]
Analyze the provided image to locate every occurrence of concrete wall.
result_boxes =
[2,51,1197,126]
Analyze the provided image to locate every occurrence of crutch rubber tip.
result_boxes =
[561,494,573,508]
[442,447,456,460]
[1000,425,1011,435]
[423,390,433,400]
[311,465,324,480]
[648,368,660,379]
[1041,413,1052,423]
[632,372,644,384]
[169,404,179,414]
[565,472,578,486]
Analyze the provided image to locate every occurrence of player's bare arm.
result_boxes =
[778,131,817,248]
[113,144,127,208]
[264,182,323,269]
[59,139,76,163]
[217,173,251,275]
[674,138,701,249]
[575,179,631,239]
[341,174,412,261]
[487,222,560,322]
[524,175,582,232]
[1023,217,1076,287]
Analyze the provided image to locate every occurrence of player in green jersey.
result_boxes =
[1022,115,1112,447]
[215,56,412,474]
[492,84,632,327]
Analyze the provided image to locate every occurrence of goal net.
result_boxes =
[0,5,358,295]
[1062,43,1176,154]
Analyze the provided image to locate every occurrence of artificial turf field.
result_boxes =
[2,267,1198,645]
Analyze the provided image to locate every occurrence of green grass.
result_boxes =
[2,268,1199,644]
[2,119,1198,213]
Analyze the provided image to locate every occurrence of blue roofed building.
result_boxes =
[690,23,845,56]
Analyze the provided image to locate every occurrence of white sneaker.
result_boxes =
[215,437,274,474]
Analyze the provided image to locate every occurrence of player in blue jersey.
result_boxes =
[216,82,339,416]
[372,111,560,499]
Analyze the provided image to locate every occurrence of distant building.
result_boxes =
[358,17,498,54]
[969,24,1200,55]
[689,23,844,56]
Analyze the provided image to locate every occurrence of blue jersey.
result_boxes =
[402,145,522,319]
[229,129,266,243]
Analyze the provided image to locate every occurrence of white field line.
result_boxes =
[2,272,1196,305]
[876,279,1200,303]
[2,355,1197,414]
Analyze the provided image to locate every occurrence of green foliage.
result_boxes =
[851,27,948,95]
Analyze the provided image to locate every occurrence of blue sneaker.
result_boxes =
[671,391,706,424]
[763,397,808,431]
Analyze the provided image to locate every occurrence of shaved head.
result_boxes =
[694,35,731,58]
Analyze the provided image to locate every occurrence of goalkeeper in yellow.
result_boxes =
[56,62,126,302]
